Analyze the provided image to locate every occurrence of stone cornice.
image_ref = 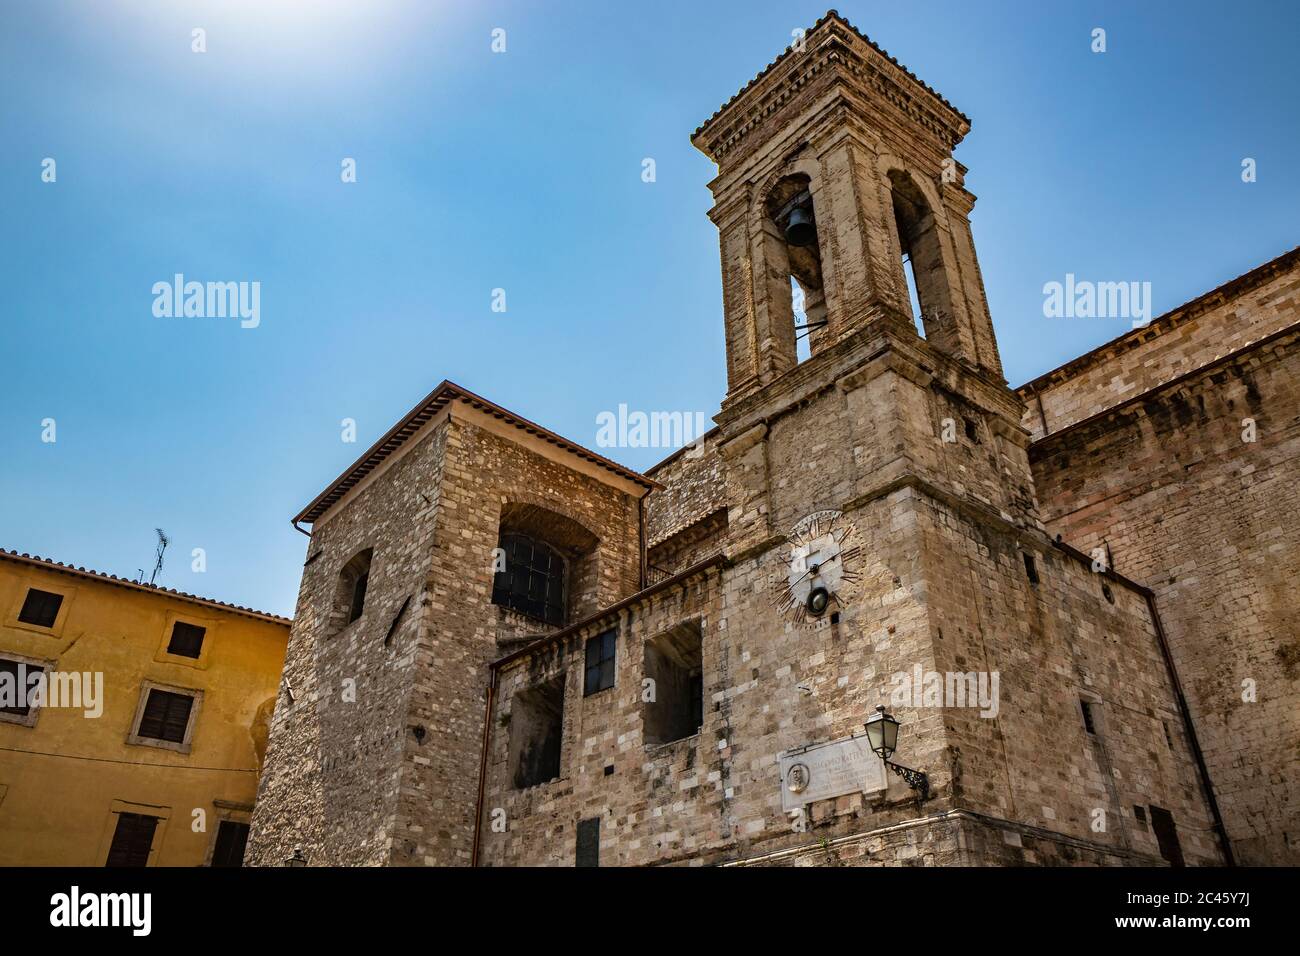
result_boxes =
[692,10,970,166]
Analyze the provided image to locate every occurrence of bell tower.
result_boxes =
[693,10,1002,404]
[694,11,1036,552]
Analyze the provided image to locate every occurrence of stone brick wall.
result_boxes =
[1019,249,1300,440]
[249,399,647,866]
[1029,330,1300,864]
[479,476,1223,866]
[248,416,450,866]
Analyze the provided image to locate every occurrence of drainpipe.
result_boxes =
[470,666,498,867]
[1144,591,1235,866]
[638,494,648,589]
[292,519,311,538]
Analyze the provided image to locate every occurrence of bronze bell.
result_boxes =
[784,204,816,246]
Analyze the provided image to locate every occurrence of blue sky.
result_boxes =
[2,1,1296,617]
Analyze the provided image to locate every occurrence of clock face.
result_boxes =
[771,510,862,626]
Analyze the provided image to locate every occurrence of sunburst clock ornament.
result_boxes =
[771,509,863,627]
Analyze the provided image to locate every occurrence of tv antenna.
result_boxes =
[149,528,169,585]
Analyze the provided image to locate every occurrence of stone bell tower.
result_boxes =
[694,10,1034,554]
[685,12,1226,867]
[693,10,1002,407]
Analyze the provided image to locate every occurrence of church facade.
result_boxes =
[247,12,1298,867]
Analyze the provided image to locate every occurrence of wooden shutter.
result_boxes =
[18,589,62,628]
[167,622,206,658]
[211,820,251,867]
[138,689,194,743]
[105,813,159,867]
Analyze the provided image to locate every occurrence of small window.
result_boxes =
[510,675,565,789]
[211,820,250,867]
[1102,582,1115,604]
[492,532,566,626]
[18,588,62,628]
[1081,699,1099,736]
[1133,805,1148,827]
[137,688,195,744]
[584,629,617,696]
[105,812,159,867]
[0,658,43,718]
[1022,553,1039,586]
[334,548,373,631]
[575,817,600,868]
[349,571,369,623]
[167,621,206,658]
[644,623,704,746]
[964,418,980,443]
[1148,805,1184,867]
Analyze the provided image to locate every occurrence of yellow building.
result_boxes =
[0,548,289,866]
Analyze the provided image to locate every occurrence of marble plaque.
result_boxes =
[778,733,886,811]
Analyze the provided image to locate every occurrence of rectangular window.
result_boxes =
[18,588,62,628]
[137,689,195,744]
[510,675,565,789]
[1022,553,1039,586]
[167,621,206,658]
[1149,806,1185,867]
[0,659,44,717]
[584,629,616,696]
[643,623,704,746]
[211,820,250,867]
[105,812,159,867]
[575,817,600,868]
[1081,699,1099,736]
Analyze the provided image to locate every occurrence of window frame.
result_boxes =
[127,681,203,754]
[583,629,617,697]
[492,531,568,627]
[97,799,171,868]
[0,652,51,728]
[7,581,74,637]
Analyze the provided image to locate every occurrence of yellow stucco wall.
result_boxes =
[0,554,288,866]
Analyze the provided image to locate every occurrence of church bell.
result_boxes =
[784,204,816,247]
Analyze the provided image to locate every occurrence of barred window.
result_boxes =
[492,532,566,625]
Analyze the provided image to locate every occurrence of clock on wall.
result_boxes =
[771,510,862,626]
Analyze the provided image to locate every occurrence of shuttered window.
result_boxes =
[167,621,206,658]
[105,813,159,867]
[137,689,195,743]
[211,820,250,867]
[17,588,62,628]
[0,659,43,717]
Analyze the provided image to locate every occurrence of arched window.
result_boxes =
[492,532,566,626]
[764,174,827,365]
[332,547,373,632]
[888,169,957,351]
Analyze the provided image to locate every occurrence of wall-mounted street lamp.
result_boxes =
[286,847,308,868]
[865,705,929,801]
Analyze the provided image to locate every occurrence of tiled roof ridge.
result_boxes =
[0,547,292,625]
